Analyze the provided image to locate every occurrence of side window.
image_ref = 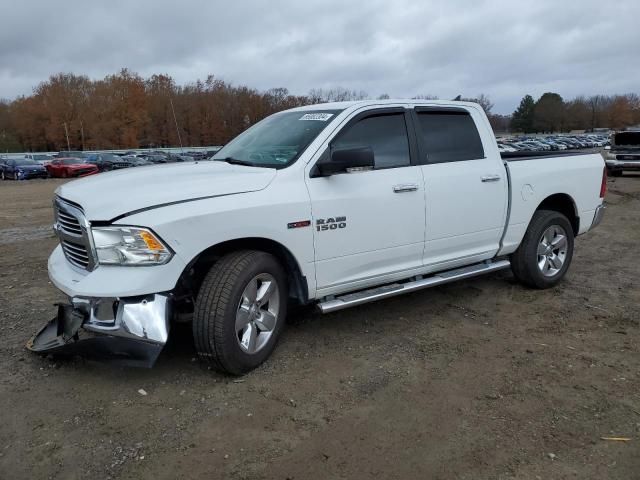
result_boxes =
[416,111,484,163]
[332,113,410,169]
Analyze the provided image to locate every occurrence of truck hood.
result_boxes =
[56,161,276,221]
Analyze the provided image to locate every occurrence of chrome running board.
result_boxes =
[317,259,511,313]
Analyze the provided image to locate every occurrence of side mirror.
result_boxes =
[313,147,374,177]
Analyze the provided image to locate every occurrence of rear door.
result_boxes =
[306,108,426,295]
[412,107,507,270]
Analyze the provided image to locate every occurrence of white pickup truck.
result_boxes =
[28,100,607,374]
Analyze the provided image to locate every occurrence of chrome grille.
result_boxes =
[56,209,83,236]
[61,239,90,269]
[54,197,97,271]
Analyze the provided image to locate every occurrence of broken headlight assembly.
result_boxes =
[92,226,173,266]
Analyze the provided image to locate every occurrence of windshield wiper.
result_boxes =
[216,157,256,167]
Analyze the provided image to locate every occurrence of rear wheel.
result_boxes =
[193,250,288,375]
[511,210,574,289]
[61,170,68,178]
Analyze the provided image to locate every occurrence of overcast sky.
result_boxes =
[1,0,638,114]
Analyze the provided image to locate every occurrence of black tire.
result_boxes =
[609,169,623,177]
[511,209,574,289]
[193,250,288,375]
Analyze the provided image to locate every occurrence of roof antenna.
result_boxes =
[169,98,184,154]
[452,95,462,101]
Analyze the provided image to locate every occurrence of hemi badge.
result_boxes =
[287,220,311,229]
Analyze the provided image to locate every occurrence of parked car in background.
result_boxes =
[46,158,98,178]
[121,155,154,167]
[1,158,48,180]
[57,151,89,160]
[543,139,568,150]
[497,143,517,153]
[145,154,169,164]
[164,153,185,162]
[186,150,208,160]
[25,153,55,165]
[86,153,134,171]
[604,130,640,176]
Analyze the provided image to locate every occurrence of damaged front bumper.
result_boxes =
[26,294,171,367]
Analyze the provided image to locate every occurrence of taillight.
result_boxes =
[600,166,607,198]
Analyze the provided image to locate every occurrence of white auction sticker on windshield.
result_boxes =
[299,113,334,121]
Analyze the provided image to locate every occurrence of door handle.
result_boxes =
[481,175,501,182]
[393,184,419,193]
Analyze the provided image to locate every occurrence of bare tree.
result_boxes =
[411,94,439,100]
[307,87,369,103]
[459,94,494,114]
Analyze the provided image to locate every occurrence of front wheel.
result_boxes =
[193,250,288,375]
[511,210,574,289]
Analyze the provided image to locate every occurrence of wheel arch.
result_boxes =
[534,193,579,236]
[177,237,309,305]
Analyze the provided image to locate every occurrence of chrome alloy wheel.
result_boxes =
[235,273,280,354]
[537,225,568,277]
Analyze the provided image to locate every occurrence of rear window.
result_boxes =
[415,110,484,163]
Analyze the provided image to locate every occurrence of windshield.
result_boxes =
[17,159,38,166]
[61,158,83,165]
[213,110,342,168]
[61,151,87,158]
[33,154,51,160]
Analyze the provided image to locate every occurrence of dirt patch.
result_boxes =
[0,225,55,245]
[0,176,638,479]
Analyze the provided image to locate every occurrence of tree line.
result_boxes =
[511,92,640,133]
[1,69,639,152]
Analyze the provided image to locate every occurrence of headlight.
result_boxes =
[91,226,173,266]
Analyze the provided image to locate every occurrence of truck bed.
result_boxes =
[499,151,605,257]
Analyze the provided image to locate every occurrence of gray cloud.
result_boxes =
[0,0,638,113]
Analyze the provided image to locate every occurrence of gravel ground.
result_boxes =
[0,174,638,479]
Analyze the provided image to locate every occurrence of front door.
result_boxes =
[306,109,426,295]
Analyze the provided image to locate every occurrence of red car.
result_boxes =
[46,158,99,178]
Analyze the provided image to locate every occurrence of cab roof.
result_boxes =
[287,99,482,112]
